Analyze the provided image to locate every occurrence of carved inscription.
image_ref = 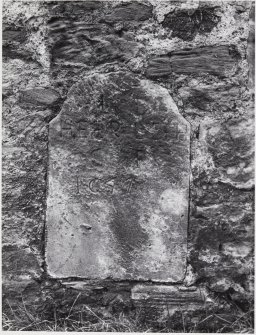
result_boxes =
[75,175,141,195]
[46,72,190,281]
[60,116,188,141]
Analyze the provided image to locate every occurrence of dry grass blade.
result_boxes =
[84,304,104,323]
[67,293,81,319]
[19,320,51,331]
[214,314,232,324]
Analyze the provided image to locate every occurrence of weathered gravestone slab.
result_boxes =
[46,72,190,281]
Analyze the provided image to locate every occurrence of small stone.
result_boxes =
[20,88,60,106]
[2,244,42,277]
[3,28,27,43]
[102,2,152,23]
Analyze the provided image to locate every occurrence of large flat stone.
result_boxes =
[49,17,142,66]
[147,45,239,78]
[46,71,190,281]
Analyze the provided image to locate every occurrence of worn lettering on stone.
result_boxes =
[46,71,190,281]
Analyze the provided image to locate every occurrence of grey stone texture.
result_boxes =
[2,0,254,326]
[46,71,190,281]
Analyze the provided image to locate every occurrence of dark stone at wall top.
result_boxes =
[50,1,102,16]
[162,6,221,41]
[102,2,153,23]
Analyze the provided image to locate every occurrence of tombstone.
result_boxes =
[46,72,190,282]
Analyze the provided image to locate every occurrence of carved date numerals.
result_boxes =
[89,177,115,194]
[76,176,115,195]
[76,175,140,195]
[119,176,138,193]
[169,121,188,141]
[61,118,88,138]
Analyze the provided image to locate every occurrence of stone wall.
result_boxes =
[2,0,254,330]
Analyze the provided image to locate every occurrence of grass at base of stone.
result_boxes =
[2,302,254,333]
[3,310,149,332]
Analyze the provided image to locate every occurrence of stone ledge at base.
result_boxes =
[60,280,213,313]
[131,284,213,309]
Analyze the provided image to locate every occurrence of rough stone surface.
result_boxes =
[147,45,239,78]
[162,6,221,41]
[20,88,60,106]
[2,0,254,327]
[248,2,255,92]
[46,71,190,281]
[131,284,211,307]
[2,0,51,310]
[102,2,153,23]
